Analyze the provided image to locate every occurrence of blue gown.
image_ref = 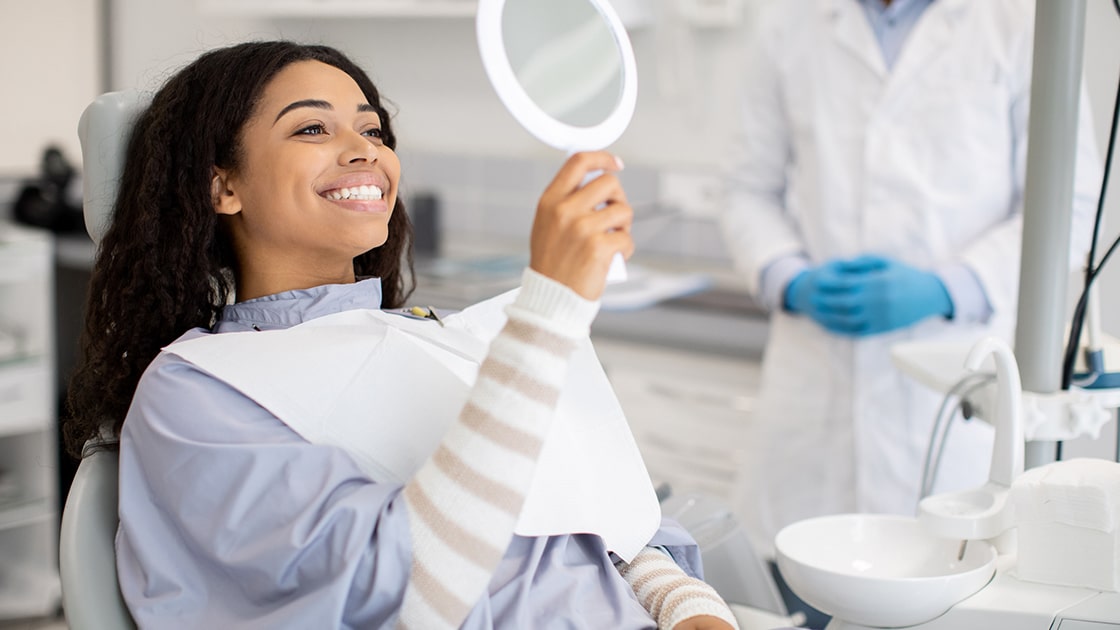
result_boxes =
[116,279,705,629]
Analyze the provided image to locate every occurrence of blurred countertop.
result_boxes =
[409,236,769,359]
[53,232,771,359]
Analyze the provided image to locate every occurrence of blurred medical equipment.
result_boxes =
[1023,0,1120,466]
[12,145,85,234]
[780,337,1120,629]
[774,1,1120,627]
[918,372,996,500]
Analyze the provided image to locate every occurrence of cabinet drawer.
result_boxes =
[0,239,50,286]
[594,339,759,507]
[0,363,51,436]
[0,517,60,618]
[0,430,54,509]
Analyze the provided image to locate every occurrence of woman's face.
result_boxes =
[215,60,400,285]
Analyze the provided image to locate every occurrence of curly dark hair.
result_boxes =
[64,41,415,459]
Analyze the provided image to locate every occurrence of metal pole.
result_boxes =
[1016,0,1088,468]
[100,0,113,93]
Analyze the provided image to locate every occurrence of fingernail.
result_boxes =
[614,155,625,170]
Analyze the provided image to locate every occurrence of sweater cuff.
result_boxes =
[507,267,602,339]
[618,547,740,630]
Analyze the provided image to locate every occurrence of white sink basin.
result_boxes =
[774,514,997,628]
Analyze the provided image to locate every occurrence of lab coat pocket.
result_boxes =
[916,80,1013,176]
[910,80,1016,240]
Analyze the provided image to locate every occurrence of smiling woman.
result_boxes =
[67,42,414,454]
[212,60,402,300]
[62,41,737,630]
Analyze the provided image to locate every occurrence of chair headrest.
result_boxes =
[77,90,149,246]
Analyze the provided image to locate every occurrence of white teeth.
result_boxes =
[325,185,383,201]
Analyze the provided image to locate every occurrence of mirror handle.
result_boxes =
[580,169,628,283]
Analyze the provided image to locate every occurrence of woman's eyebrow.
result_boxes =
[274,99,332,124]
[273,100,377,124]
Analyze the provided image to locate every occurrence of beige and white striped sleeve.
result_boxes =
[396,268,599,630]
[616,548,740,629]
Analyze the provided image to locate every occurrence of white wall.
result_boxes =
[105,0,1120,323]
[0,0,100,174]
[1082,0,1120,338]
[4,0,1112,211]
[107,1,754,164]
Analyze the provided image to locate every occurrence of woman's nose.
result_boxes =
[340,131,379,165]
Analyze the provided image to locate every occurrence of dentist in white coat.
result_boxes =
[722,0,1102,566]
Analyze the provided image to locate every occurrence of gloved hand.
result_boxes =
[785,255,953,336]
[783,258,875,333]
[813,254,953,336]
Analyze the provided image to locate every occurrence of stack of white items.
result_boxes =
[1011,458,1120,591]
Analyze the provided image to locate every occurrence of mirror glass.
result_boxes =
[500,0,623,128]
[476,0,637,153]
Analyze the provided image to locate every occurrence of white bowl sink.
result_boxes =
[774,514,997,628]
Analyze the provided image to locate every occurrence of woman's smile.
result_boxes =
[317,172,391,213]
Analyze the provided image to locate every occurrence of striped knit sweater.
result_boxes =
[396,268,738,630]
[616,548,740,629]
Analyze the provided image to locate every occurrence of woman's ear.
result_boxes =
[211,167,241,216]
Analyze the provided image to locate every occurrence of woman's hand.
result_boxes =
[673,615,738,630]
[529,151,634,300]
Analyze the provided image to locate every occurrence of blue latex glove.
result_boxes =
[783,259,877,332]
[811,255,954,336]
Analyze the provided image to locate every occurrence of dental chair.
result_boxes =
[58,90,147,630]
[59,445,136,630]
[62,90,796,630]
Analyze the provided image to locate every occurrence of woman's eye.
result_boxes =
[362,127,384,140]
[296,124,326,136]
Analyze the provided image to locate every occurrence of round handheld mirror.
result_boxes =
[477,0,637,281]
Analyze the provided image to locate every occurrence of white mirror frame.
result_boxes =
[475,0,638,153]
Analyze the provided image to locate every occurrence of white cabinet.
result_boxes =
[593,336,760,507]
[0,223,60,618]
[196,0,477,17]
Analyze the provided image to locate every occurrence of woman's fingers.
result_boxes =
[530,200,634,298]
[570,199,633,243]
[530,152,633,300]
[540,151,625,203]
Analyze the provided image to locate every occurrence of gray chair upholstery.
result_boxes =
[77,89,148,248]
[59,448,136,629]
[58,91,149,629]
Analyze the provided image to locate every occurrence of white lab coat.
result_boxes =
[722,0,1102,556]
